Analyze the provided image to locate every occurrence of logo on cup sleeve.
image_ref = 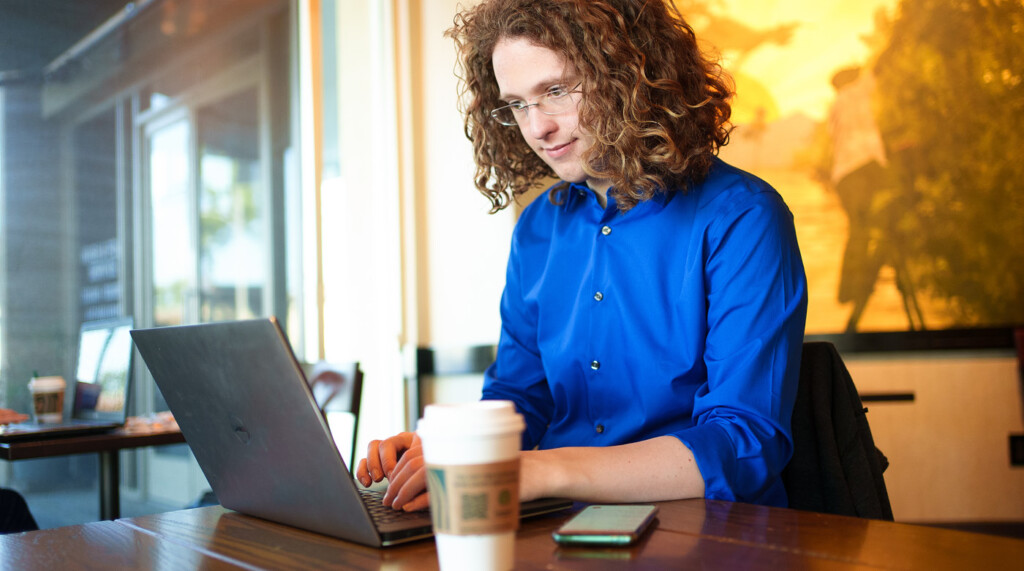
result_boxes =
[426,460,520,535]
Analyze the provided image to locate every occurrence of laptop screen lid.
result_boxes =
[130,318,389,547]
[73,317,134,423]
[0,318,133,442]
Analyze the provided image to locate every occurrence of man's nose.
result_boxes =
[524,109,557,140]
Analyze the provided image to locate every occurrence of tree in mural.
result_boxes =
[871,0,1024,326]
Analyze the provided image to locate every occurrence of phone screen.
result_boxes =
[552,505,658,546]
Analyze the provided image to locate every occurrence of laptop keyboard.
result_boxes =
[359,488,430,525]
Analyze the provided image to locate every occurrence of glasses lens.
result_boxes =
[543,93,572,112]
[537,83,580,115]
[491,106,518,126]
[492,83,579,125]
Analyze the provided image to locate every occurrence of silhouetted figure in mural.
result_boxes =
[829,67,887,332]
[828,66,923,332]
[680,1,798,67]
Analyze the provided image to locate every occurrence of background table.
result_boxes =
[0,423,185,520]
[3,498,1022,569]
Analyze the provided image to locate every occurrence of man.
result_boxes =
[358,0,806,511]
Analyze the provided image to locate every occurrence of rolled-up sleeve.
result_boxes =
[673,190,807,504]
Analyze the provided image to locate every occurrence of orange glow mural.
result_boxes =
[680,0,1024,336]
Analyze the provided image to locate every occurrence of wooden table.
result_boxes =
[0,423,185,520]
[2,499,1022,569]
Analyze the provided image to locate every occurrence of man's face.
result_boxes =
[491,37,610,194]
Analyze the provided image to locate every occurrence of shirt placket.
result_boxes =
[586,205,618,439]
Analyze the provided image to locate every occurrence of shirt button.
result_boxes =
[594,291,603,301]
[595,424,605,434]
[601,226,612,236]
[590,360,600,370]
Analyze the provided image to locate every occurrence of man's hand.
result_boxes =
[356,432,430,511]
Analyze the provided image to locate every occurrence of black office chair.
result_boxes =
[782,341,894,520]
[408,345,496,429]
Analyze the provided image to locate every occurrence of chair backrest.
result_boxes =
[307,361,363,470]
[408,345,496,429]
[781,341,894,520]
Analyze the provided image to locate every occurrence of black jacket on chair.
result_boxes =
[781,341,894,520]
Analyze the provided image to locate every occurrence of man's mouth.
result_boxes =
[544,139,575,159]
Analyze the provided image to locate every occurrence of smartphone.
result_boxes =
[552,505,658,546]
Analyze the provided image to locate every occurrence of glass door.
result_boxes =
[197,87,267,322]
[141,110,204,506]
[138,79,269,507]
[148,114,197,330]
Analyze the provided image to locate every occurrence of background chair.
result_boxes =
[407,345,496,429]
[190,360,364,508]
[782,341,894,520]
[307,361,364,472]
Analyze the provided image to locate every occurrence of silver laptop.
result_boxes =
[130,317,570,547]
[0,317,134,442]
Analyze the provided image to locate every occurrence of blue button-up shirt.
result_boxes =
[482,158,808,506]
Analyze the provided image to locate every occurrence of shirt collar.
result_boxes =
[560,182,591,211]
[561,181,675,212]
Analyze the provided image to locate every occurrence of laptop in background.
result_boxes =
[129,317,570,547]
[0,317,134,442]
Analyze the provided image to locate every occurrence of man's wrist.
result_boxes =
[522,447,577,500]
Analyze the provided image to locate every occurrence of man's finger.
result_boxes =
[386,456,426,510]
[378,433,416,479]
[365,440,386,480]
[356,458,372,487]
[401,492,430,512]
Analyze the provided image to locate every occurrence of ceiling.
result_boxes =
[0,0,130,75]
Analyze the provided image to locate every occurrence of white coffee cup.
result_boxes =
[28,375,66,424]
[417,400,525,571]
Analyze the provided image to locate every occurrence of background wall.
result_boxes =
[848,352,1023,523]
[410,0,516,350]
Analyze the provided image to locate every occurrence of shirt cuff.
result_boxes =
[672,423,788,506]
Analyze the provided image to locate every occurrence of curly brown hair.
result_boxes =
[446,0,734,213]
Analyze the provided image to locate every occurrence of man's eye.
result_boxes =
[547,86,569,97]
[508,101,528,110]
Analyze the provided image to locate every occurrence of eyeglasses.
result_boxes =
[490,83,582,126]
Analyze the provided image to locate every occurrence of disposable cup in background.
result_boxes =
[28,375,66,424]
[417,401,525,571]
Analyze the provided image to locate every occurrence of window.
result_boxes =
[0,0,299,524]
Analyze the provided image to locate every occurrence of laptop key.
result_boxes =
[359,488,429,524]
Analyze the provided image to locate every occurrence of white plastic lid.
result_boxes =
[417,400,524,437]
[28,376,66,391]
